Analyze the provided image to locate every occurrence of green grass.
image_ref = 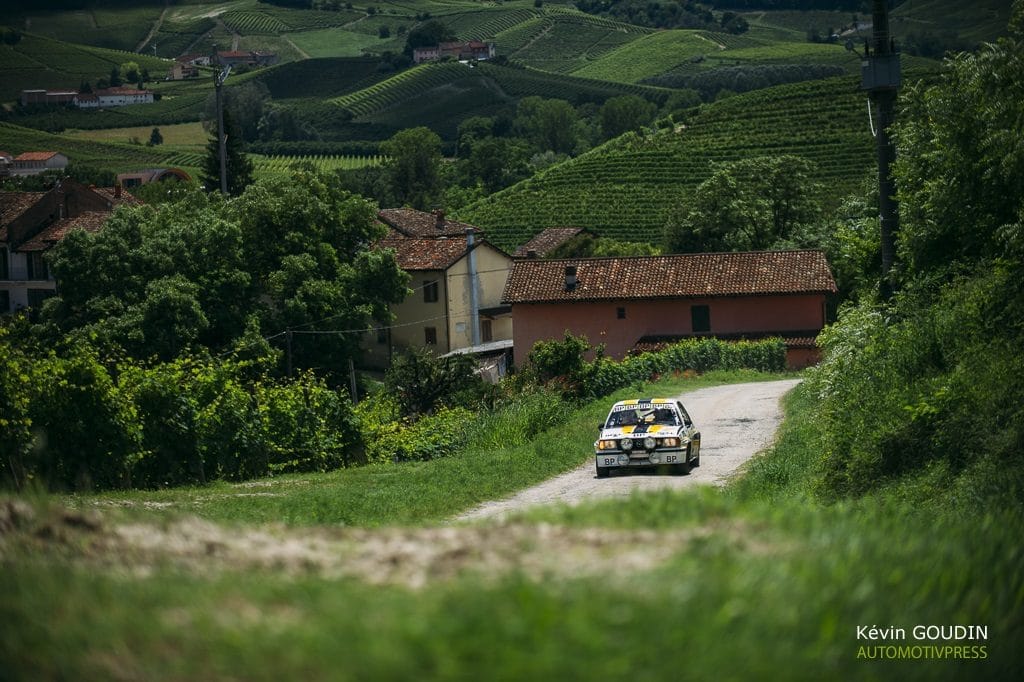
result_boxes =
[0,121,181,173]
[62,370,779,527]
[2,372,1020,680]
[571,29,715,83]
[286,26,387,58]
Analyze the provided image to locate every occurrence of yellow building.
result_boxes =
[364,209,513,369]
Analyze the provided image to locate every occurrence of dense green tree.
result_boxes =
[460,136,531,194]
[121,61,140,83]
[200,109,254,196]
[43,172,408,377]
[384,347,478,417]
[380,126,443,209]
[893,9,1024,282]
[599,95,657,141]
[515,97,581,155]
[148,127,163,146]
[403,19,456,56]
[663,155,823,253]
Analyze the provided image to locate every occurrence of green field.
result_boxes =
[570,30,716,83]
[286,26,388,58]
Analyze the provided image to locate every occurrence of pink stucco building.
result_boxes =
[502,250,837,369]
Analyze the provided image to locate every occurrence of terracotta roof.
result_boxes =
[379,236,470,271]
[0,151,12,160]
[14,151,61,162]
[18,211,110,252]
[502,250,837,303]
[1,192,45,235]
[513,227,586,258]
[377,208,480,238]
[91,186,141,206]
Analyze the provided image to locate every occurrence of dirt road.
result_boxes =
[456,379,801,522]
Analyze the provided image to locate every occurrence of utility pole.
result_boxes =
[465,228,481,348]
[212,48,232,196]
[862,0,901,300]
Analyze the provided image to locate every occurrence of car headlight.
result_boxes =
[619,437,634,451]
[596,439,617,450]
[661,437,680,447]
[643,436,657,450]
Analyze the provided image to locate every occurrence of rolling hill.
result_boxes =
[454,74,882,249]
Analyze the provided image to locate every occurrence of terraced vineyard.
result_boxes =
[330,62,473,117]
[502,13,646,74]
[251,153,384,177]
[571,30,713,83]
[456,75,878,249]
[0,4,162,52]
[221,8,362,36]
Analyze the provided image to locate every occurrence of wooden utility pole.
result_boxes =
[862,0,901,299]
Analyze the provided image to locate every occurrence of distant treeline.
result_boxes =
[705,0,866,9]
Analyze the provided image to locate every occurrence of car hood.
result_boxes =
[600,424,680,439]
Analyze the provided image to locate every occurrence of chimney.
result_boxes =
[564,265,578,292]
[114,183,122,199]
[526,249,538,259]
[432,208,445,230]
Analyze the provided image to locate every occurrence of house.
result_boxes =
[116,167,192,189]
[176,54,211,67]
[0,180,139,314]
[168,61,199,80]
[412,40,496,64]
[501,250,837,369]
[10,152,69,176]
[74,87,154,108]
[19,90,78,107]
[364,208,514,369]
[0,151,12,177]
[214,50,278,68]
[513,227,594,259]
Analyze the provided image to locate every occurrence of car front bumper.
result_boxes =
[594,448,687,469]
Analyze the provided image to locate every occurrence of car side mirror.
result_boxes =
[598,422,606,430]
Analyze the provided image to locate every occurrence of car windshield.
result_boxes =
[607,406,679,427]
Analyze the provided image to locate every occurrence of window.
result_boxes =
[0,247,7,280]
[691,305,711,333]
[481,319,493,343]
[423,280,439,303]
[424,326,437,345]
[27,253,48,281]
[27,288,53,308]
[616,306,626,319]
[0,290,9,314]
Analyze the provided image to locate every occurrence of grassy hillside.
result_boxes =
[0,31,170,103]
[0,120,181,171]
[455,74,882,249]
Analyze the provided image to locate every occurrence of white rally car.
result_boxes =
[594,398,701,478]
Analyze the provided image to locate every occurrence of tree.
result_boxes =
[460,136,531,193]
[893,8,1024,281]
[384,347,478,417]
[121,61,140,84]
[663,155,823,253]
[403,19,456,56]
[42,172,409,378]
[201,108,254,196]
[204,81,271,143]
[515,97,581,155]
[109,66,121,87]
[380,126,443,209]
[599,95,657,141]
[148,127,163,146]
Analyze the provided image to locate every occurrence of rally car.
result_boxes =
[594,398,700,478]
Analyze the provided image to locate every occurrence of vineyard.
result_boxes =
[221,8,363,36]
[570,30,714,83]
[330,62,474,118]
[501,13,646,74]
[0,32,169,102]
[0,4,162,53]
[251,153,384,177]
[0,121,179,172]
[455,75,879,249]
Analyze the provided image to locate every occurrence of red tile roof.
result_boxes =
[379,236,470,271]
[13,151,61,162]
[377,208,480,238]
[91,186,141,206]
[502,250,837,303]
[0,192,45,236]
[513,227,586,258]
[18,211,110,251]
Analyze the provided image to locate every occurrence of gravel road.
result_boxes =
[456,379,801,522]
